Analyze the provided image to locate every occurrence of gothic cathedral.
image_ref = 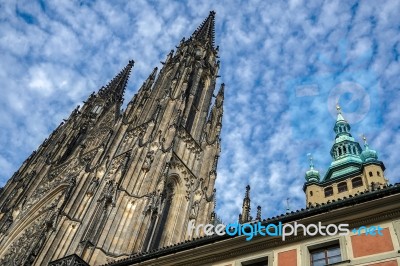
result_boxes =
[0,11,222,265]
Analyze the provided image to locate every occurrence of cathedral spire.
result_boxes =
[192,11,216,49]
[240,185,251,223]
[98,60,134,105]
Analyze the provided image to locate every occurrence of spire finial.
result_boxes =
[307,153,314,169]
[336,103,341,114]
[361,134,369,149]
[256,206,262,220]
[335,102,347,123]
[362,134,367,144]
[245,185,250,198]
[240,185,251,223]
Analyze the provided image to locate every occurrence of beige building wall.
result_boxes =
[306,163,387,206]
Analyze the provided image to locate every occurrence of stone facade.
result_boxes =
[0,11,222,266]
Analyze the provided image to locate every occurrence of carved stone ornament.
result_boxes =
[0,210,52,265]
[48,254,89,266]
[84,127,110,152]
[0,211,13,234]
[87,177,99,196]
[98,180,117,205]
[189,200,199,219]
[177,126,202,154]
[142,151,154,172]
[105,153,128,180]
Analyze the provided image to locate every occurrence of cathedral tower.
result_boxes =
[0,11,223,265]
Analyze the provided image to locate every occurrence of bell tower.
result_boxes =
[303,105,387,206]
[0,11,224,266]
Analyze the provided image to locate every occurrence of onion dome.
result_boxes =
[361,135,378,162]
[305,154,320,182]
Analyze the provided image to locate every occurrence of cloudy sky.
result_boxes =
[1,0,399,223]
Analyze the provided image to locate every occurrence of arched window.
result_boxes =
[338,182,348,193]
[310,191,313,196]
[353,146,356,154]
[92,105,103,114]
[150,182,175,250]
[338,147,342,156]
[352,177,363,188]
[324,187,333,197]
[377,171,381,177]
[147,175,185,250]
[59,127,87,163]
[343,145,347,153]
[369,171,373,177]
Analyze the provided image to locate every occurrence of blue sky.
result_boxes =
[1,0,399,223]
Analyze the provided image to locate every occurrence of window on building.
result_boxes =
[92,105,103,114]
[352,177,363,188]
[241,257,268,266]
[369,171,373,177]
[310,244,341,266]
[310,191,313,196]
[337,182,348,193]
[377,171,381,177]
[324,187,333,197]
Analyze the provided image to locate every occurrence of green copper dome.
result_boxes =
[305,154,320,182]
[361,137,378,162]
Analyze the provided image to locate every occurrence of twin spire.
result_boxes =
[96,11,217,106]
